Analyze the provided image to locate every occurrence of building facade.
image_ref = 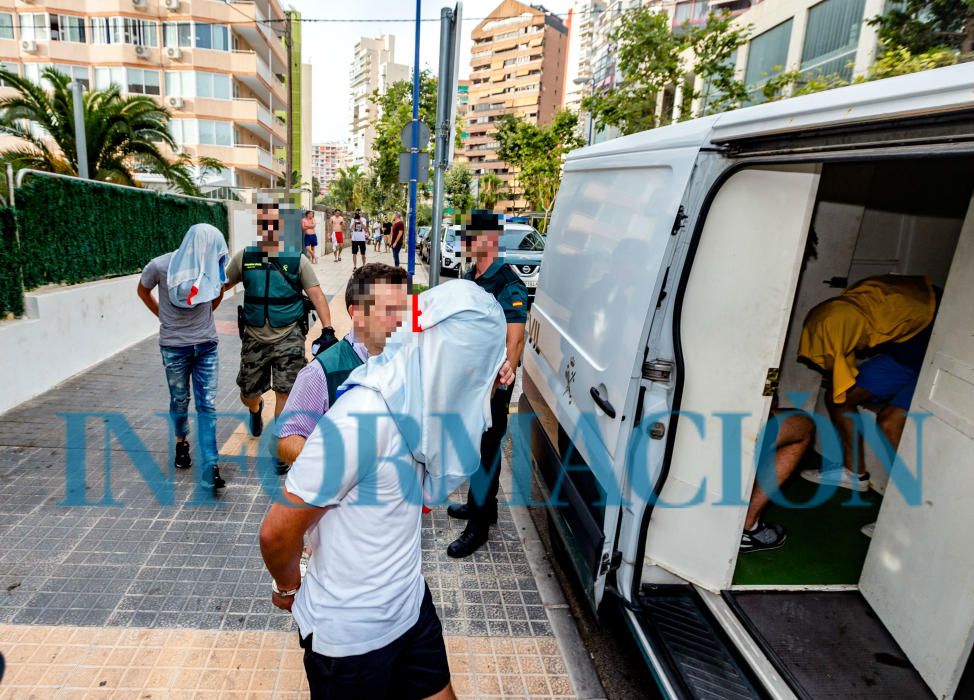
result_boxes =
[311,142,349,197]
[0,0,294,195]
[463,0,569,212]
[347,34,410,169]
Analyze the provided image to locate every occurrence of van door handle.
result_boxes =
[590,387,617,419]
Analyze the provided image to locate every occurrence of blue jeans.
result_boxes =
[160,341,219,470]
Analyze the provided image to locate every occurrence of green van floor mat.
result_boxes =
[733,462,882,586]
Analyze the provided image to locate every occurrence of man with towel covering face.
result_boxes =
[259,280,508,700]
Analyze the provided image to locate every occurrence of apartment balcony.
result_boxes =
[182,143,283,178]
[184,97,286,143]
[227,0,289,66]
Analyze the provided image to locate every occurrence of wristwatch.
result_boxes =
[272,580,300,597]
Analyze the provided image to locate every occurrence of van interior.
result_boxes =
[638,154,974,699]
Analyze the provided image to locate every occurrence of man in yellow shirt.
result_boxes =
[798,275,938,494]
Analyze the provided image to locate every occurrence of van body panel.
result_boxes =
[859,192,974,699]
[643,164,821,592]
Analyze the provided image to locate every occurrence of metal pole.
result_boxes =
[407,0,421,286]
[284,11,293,198]
[69,81,88,179]
[429,7,455,288]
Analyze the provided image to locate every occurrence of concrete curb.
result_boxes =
[503,468,608,700]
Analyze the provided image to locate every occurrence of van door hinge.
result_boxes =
[643,359,673,382]
[599,550,623,576]
[670,206,687,236]
[763,367,780,396]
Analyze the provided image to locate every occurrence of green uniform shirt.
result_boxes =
[464,259,529,324]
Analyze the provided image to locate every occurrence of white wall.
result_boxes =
[0,275,159,414]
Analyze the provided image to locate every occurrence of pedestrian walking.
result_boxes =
[260,280,508,700]
[330,210,345,262]
[372,217,383,253]
[137,224,229,495]
[390,212,405,268]
[447,211,528,558]
[275,263,408,466]
[350,211,368,269]
[224,201,336,474]
[382,218,392,253]
[302,210,319,264]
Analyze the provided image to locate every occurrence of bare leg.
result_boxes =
[273,391,289,421]
[424,682,457,700]
[241,393,261,414]
[876,404,907,456]
[826,385,874,476]
[746,413,815,530]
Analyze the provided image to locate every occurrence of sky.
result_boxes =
[286,0,574,143]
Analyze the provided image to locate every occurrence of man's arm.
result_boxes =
[137,281,159,318]
[506,323,526,369]
[278,435,307,465]
[306,285,332,328]
[222,251,243,293]
[211,288,225,311]
[259,488,326,611]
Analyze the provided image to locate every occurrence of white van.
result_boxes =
[518,63,974,699]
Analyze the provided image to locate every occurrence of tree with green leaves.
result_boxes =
[444,162,474,213]
[496,110,585,227]
[0,67,202,194]
[324,165,365,212]
[869,0,974,55]
[477,172,505,210]
[582,9,750,136]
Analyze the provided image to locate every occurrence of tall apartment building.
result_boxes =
[454,79,471,161]
[311,142,349,197]
[347,35,410,169]
[464,0,568,212]
[0,0,294,196]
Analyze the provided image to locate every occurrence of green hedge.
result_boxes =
[0,207,22,317]
[15,175,228,291]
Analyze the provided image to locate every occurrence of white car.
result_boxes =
[435,223,545,290]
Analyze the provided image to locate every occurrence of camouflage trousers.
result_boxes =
[236,325,307,398]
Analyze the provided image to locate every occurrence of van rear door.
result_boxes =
[859,192,974,699]
[523,119,715,602]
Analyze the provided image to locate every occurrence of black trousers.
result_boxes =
[465,387,513,525]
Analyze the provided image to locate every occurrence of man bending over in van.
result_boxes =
[797,275,938,503]
[275,263,408,465]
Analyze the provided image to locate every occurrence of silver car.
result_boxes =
[435,223,546,290]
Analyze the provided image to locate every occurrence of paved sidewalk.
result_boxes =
[0,248,598,698]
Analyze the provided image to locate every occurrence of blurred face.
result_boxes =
[351,282,408,352]
[462,230,498,263]
[257,205,281,249]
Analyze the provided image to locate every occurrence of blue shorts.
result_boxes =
[855,354,920,410]
[304,233,318,247]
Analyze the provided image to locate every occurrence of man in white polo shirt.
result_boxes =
[259,280,507,700]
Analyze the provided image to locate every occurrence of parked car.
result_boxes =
[519,64,974,700]
[429,223,546,288]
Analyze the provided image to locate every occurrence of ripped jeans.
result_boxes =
[160,341,219,470]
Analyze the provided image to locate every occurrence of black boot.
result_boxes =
[212,467,226,491]
[248,399,264,437]
[447,503,497,524]
[447,521,489,558]
[174,442,192,470]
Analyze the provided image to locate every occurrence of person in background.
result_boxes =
[382,218,393,253]
[276,263,408,465]
[447,211,528,558]
[138,224,229,495]
[390,212,405,269]
[302,210,319,264]
[329,210,345,263]
[350,211,368,270]
[224,202,335,475]
[372,217,383,253]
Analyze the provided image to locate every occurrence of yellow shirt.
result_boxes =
[798,275,936,404]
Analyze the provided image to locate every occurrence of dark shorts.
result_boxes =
[299,585,450,700]
[351,240,366,255]
[304,234,318,247]
[856,353,920,410]
[236,325,306,397]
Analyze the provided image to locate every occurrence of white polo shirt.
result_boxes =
[286,387,425,658]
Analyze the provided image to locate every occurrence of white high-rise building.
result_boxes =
[347,35,410,169]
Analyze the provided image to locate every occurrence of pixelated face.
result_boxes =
[257,205,281,246]
[462,230,499,262]
[354,282,408,349]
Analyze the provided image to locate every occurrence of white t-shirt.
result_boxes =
[350,218,368,242]
[286,388,425,658]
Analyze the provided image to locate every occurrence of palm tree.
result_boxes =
[326,164,366,212]
[0,67,198,194]
[477,173,505,210]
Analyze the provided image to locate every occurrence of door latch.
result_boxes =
[643,359,673,382]
[599,550,623,576]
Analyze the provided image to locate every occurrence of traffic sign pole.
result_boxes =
[408,0,422,293]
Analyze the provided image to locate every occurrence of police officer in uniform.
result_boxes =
[224,202,336,474]
[447,211,528,558]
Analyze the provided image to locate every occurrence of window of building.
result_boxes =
[198,72,231,99]
[0,62,17,86]
[163,21,193,48]
[165,70,192,97]
[95,67,125,91]
[673,0,709,26]
[20,13,50,42]
[0,13,14,40]
[194,23,229,51]
[170,118,232,146]
[23,63,53,87]
[54,64,90,88]
[51,15,86,43]
[744,19,793,103]
[91,17,158,47]
[127,68,160,95]
[801,0,866,82]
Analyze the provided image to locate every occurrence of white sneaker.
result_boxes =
[861,522,876,538]
[800,465,871,492]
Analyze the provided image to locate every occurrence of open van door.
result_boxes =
[860,193,974,699]
[642,164,821,591]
